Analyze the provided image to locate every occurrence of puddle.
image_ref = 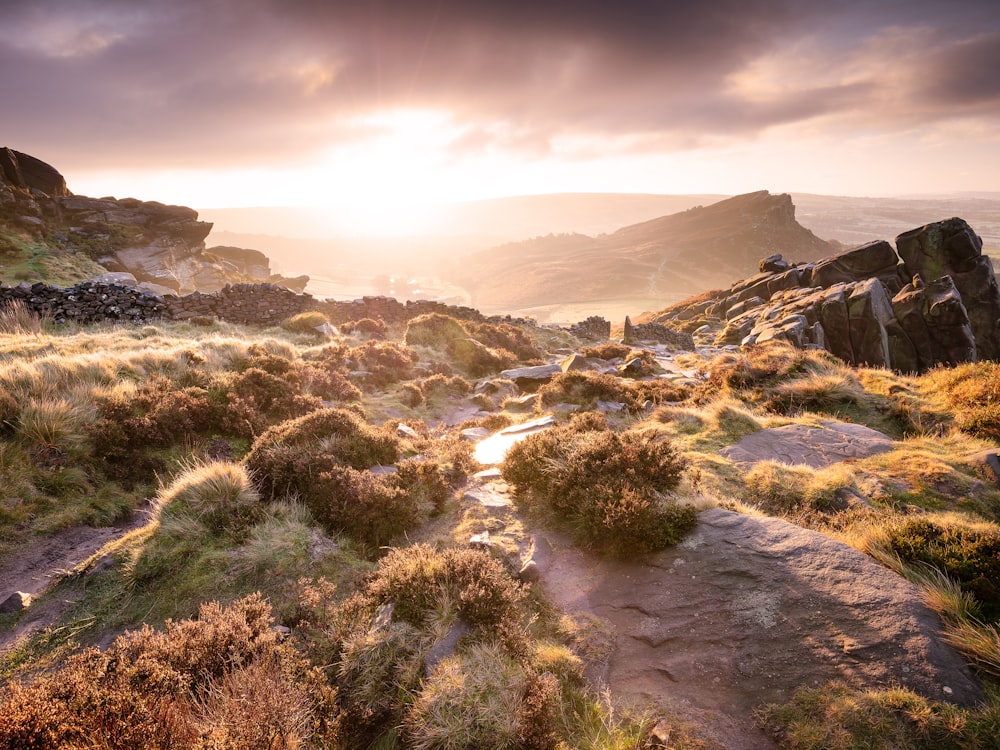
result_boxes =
[473,415,556,465]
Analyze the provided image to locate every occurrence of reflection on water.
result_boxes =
[473,415,556,466]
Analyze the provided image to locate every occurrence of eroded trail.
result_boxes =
[0,508,152,655]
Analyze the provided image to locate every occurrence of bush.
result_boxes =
[403,643,558,750]
[405,313,523,376]
[885,518,1000,621]
[503,420,695,555]
[347,341,418,386]
[281,310,331,334]
[341,317,387,339]
[155,460,262,537]
[401,382,425,408]
[244,407,399,500]
[538,372,642,410]
[925,362,1000,440]
[0,595,340,750]
[463,321,544,361]
[362,545,528,639]
[421,373,472,398]
[404,313,469,350]
[579,342,631,360]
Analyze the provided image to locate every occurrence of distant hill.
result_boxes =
[450,191,834,316]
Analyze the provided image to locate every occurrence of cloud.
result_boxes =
[0,0,998,175]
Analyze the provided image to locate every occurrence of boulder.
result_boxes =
[896,218,1000,360]
[0,147,70,197]
[810,240,900,289]
[846,278,894,367]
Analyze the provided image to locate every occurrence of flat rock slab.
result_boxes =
[539,508,982,750]
[720,420,894,469]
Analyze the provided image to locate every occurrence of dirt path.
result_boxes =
[0,507,153,656]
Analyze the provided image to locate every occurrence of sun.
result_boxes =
[313,109,466,237]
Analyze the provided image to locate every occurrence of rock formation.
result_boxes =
[0,147,306,294]
[654,217,1000,373]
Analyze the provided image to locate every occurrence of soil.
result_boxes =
[0,506,152,657]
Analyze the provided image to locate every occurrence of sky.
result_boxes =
[2,0,1000,234]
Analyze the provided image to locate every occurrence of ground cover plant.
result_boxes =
[502,412,697,554]
[3,315,1000,749]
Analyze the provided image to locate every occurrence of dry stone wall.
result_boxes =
[0,281,539,331]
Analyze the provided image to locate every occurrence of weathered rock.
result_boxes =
[424,619,472,672]
[720,420,894,469]
[0,591,32,614]
[541,508,983,748]
[847,278,894,367]
[623,316,694,349]
[924,276,977,365]
[810,240,900,289]
[897,218,1000,360]
[0,147,69,197]
[759,253,789,273]
[500,363,562,386]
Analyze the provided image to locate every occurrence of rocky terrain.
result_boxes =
[2,164,1000,748]
[651,217,1000,373]
[0,147,306,294]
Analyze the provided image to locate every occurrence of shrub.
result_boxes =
[885,518,1000,621]
[281,310,331,334]
[404,313,469,350]
[403,643,557,750]
[449,336,518,377]
[756,680,990,750]
[579,342,631,360]
[341,317,387,339]
[421,373,472,398]
[362,545,528,640]
[347,341,418,386]
[538,371,642,410]
[405,313,523,376]
[463,321,544,361]
[503,421,695,555]
[401,382,425,408]
[244,407,399,500]
[309,465,426,547]
[156,460,262,537]
[0,595,340,750]
[924,361,1000,440]
[298,363,362,402]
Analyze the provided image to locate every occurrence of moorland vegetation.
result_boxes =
[0,299,999,749]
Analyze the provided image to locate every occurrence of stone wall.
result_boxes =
[0,280,536,331]
[0,280,166,324]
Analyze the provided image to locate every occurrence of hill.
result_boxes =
[451,191,834,319]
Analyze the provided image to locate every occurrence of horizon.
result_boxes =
[2,0,999,236]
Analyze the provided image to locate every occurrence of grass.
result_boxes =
[5,310,1000,749]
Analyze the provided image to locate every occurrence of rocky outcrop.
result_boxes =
[0,148,70,198]
[0,147,306,295]
[654,217,1000,373]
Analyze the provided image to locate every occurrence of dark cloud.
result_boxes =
[0,0,998,172]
